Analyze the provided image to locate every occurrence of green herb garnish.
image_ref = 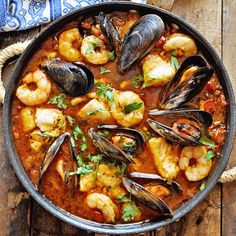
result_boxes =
[123,142,134,152]
[84,37,101,55]
[122,200,140,222]
[170,51,179,70]
[87,111,96,116]
[73,125,83,140]
[205,151,215,161]
[107,51,115,61]
[99,66,111,74]
[200,181,206,191]
[96,82,114,101]
[116,193,130,203]
[97,129,110,138]
[115,162,127,177]
[70,155,94,176]
[199,130,216,150]
[124,102,143,114]
[87,154,104,163]
[131,75,144,88]
[48,94,68,109]
[66,115,74,126]
[70,137,76,148]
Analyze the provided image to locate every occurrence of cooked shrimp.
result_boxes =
[58,28,83,61]
[179,146,212,181]
[142,54,175,87]
[163,33,197,57]
[16,70,51,106]
[86,193,118,223]
[148,137,179,180]
[81,35,112,65]
[77,98,112,121]
[109,91,144,127]
[35,108,66,137]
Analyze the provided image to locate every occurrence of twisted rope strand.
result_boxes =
[0,41,235,183]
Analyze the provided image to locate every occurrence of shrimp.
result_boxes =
[148,137,179,180]
[58,28,83,61]
[81,35,112,65]
[16,70,51,106]
[163,33,197,57]
[35,108,66,137]
[86,193,118,223]
[142,54,175,87]
[77,98,112,121]
[109,91,144,127]
[179,146,212,181]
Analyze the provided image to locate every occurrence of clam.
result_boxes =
[147,109,212,145]
[160,56,214,109]
[98,12,121,57]
[41,58,94,97]
[123,177,173,216]
[37,132,77,189]
[119,14,165,72]
[88,125,145,164]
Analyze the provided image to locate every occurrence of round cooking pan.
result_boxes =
[3,2,236,235]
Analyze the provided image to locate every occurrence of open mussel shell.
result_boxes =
[98,12,121,57]
[37,132,77,189]
[119,14,164,72]
[123,177,173,216]
[97,124,145,154]
[129,172,183,194]
[41,58,94,97]
[88,127,134,164]
[149,109,213,127]
[161,56,214,109]
[147,118,199,145]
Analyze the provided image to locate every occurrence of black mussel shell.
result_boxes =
[129,172,183,194]
[123,177,173,216]
[88,128,134,164]
[161,56,214,109]
[149,109,213,127]
[41,58,94,97]
[99,12,121,57]
[119,14,164,72]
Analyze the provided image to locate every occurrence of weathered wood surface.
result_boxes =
[0,0,235,235]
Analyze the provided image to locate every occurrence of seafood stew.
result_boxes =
[11,10,227,224]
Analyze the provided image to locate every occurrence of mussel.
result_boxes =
[98,12,121,57]
[119,14,165,72]
[37,132,77,189]
[147,109,212,145]
[123,177,173,216]
[160,56,214,109]
[41,58,94,97]
[88,125,145,164]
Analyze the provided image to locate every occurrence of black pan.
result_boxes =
[3,2,236,235]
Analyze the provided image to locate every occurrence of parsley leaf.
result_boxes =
[76,155,84,166]
[88,154,104,163]
[124,102,143,114]
[115,162,127,177]
[96,82,114,101]
[48,94,68,109]
[107,51,115,61]
[70,137,75,148]
[99,66,111,74]
[122,201,140,222]
[205,151,215,161]
[170,52,179,70]
[199,130,216,150]
[200,181,206,191]
[116,193,130,203]
[97,130,110,138]
[87,111,96,116]
[84,37,101,55]
[81,142,87,152]
[73,125,83,140]
[131,75,144,88]
[123,142,134,152]
[67,116,74,126]
[74,164,93,176]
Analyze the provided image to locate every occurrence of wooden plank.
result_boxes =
[149,0,222,235]
[222,0,236,235]
[0,28,38,236]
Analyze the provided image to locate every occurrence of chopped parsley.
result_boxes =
[97,129,110,138]
[66,115,74,126]
[70,155,94,176]
[116,193,130,203]
[205,151,215,161]
[96,82,114,101]
[131,75,144,88]
[72,124,87,151]
[87,111,96,116]
[84,37,101,55]
[107,51,115,61]
[99,66,111,74]
[124,102,143,114]
[123,142,135,152]
[115,162,127,177]
[200,181,206,191]
[70,137,76,148]
[170,51,179,70]
[48,94,68,109]
[87,154,104,163]
[199,129,216,150]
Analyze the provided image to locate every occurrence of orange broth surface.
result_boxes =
[11,11,227,224]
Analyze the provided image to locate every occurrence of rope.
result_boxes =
[0,41,235,183]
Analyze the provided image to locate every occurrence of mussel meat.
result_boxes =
[123,177,173,216]
[88,125,145,164]
[160,56,214,109]
[99,12,121,57]
[38,132,77,189]
[147,109,212,145]
[41,58,94,97]
[119,14,164,72]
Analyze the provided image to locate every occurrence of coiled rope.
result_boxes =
[0,41,235,183]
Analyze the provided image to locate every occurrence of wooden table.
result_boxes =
[0,0,236,235]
